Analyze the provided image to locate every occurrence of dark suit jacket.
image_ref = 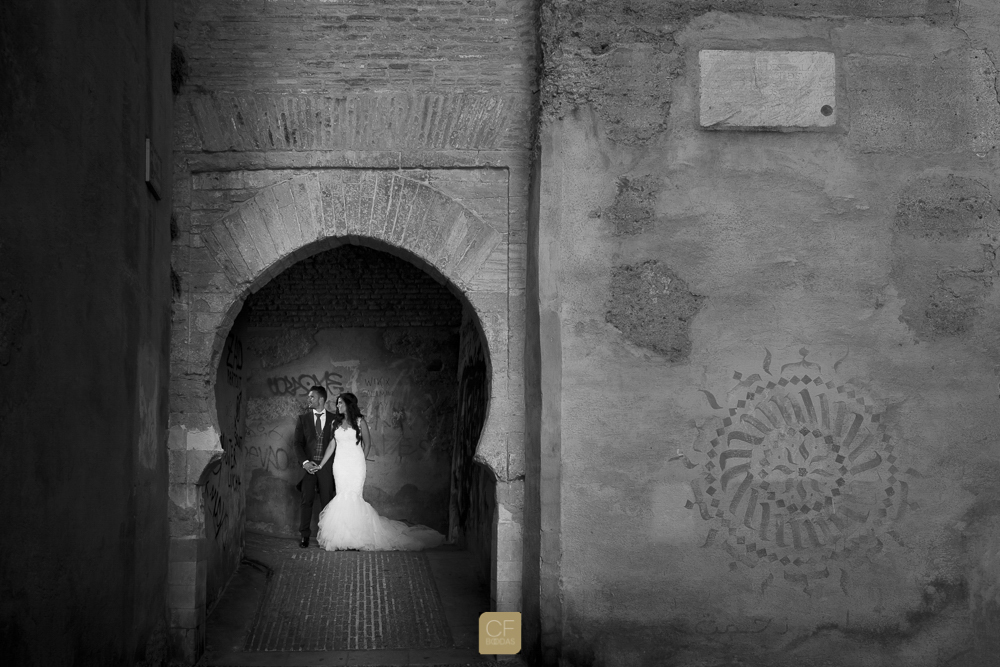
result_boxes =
[293,409,336,476]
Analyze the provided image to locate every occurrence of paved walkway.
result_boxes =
[198,533,497,667]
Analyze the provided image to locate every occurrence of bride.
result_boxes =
[315,392,445,551]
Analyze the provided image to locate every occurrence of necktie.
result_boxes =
[313,413,323,460]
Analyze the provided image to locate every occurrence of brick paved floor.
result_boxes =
[246,550,451,651]
[198,533,499,667]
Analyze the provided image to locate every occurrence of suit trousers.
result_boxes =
[298,458,335,538]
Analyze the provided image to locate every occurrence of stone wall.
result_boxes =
[452,307,495,588]
[539,1,1000,666]
[204,330,248,612]
[0,1,175,665]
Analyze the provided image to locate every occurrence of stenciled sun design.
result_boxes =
[674,348,917,593]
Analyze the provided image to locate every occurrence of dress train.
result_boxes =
[316,425,445,551]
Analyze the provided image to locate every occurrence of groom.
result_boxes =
[293,385,336,548]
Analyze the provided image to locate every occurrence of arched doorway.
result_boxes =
[166,169,522,662]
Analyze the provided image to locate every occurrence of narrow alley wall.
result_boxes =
[539,1,1000,666]
[239,245,461,537]
[0,1,175,665]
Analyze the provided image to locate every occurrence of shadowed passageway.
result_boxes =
[199,534,495,666]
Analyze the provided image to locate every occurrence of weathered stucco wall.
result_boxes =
[540,1,1000,665]
[0,1,174,665]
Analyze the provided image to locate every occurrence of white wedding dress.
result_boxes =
[316,425,445,551]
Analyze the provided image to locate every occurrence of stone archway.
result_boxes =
[167,169,522,661]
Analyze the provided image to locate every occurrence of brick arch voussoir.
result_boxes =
[203,171,503,297]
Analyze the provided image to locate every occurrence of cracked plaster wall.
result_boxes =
[539,1,1000,665]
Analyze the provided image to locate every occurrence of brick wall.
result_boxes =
[175,0,534,94]
[244,244,462,328]
[172,0,536,153]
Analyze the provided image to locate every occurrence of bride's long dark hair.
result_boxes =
[333,392,364,438]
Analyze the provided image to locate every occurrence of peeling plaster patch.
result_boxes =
[607,261,704,361]
[243,328,317,368]
[606,175,658,235]
[540,2,680,144]
[891,175,1000,339]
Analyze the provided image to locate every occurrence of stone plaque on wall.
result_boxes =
[699,50,836,130]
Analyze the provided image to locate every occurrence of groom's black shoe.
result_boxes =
[299,537,309,548]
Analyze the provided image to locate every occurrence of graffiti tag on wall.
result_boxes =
[205,446,243,545]
[266,370,343,398]
[674,348,919,594]
[225,332,243,389]
[358,369,454,462]
[206,331,247,555]
[245,424,296,474]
